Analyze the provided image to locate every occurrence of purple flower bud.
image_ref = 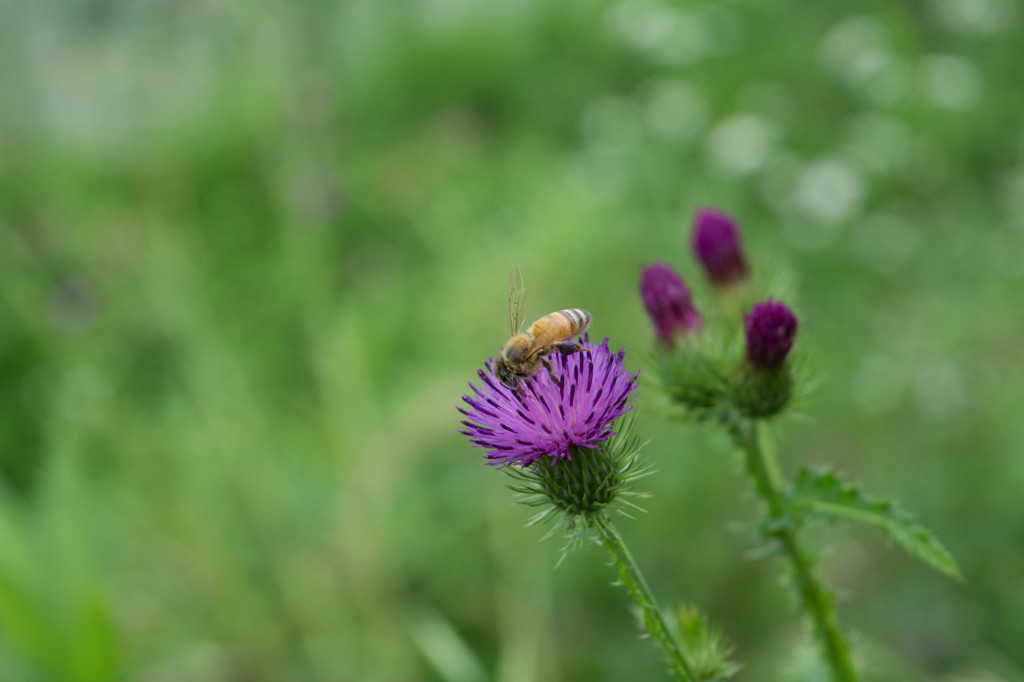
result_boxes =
[744,300,798,371]
[639,263,702,347]
[691,207,749,288]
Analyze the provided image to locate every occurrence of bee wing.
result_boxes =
[525,310,588,360]
[508,266,527,335]
[527,315,570,354]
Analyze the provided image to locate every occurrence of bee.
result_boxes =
[494,267,591,393]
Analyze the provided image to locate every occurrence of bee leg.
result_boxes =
[541,357,561,387]
[554,340,587,356]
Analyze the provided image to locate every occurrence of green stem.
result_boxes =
[734,419,858,682]
[592,513,697,682]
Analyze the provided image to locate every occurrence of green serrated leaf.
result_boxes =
[790,467,963,582]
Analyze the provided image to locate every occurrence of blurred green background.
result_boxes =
[2,0,1023,680]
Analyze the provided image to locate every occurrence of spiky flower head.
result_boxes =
[460,338,647,525]
[744,299,798,371]
[639,263,702,347]
[459,337,638,468]
[691,207,749,288]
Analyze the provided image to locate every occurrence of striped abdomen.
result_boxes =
[528,308,591,348]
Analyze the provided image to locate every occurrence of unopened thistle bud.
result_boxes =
[459,337,645,519]
[691,208,749,288]
[639,263,702,347]
[732,300,798,418]
[744,300,797,371]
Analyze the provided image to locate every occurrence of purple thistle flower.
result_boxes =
[691,207,749,288]
[745,300,798,371]
[458,337,638,468]
[639,263,702,347]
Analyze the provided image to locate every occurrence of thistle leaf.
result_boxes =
[790,467,963,582]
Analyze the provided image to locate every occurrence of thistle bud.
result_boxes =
[639,263,702,347]
[744,300,797,371]
[691,208,749,288]
[732,300,798,418]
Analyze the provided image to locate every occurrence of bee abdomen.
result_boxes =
[556,308,591,335]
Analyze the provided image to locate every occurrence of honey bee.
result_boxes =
[494,267,591,393]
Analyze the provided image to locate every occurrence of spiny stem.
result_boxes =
[592,513,698,682]
[734,418,858,682]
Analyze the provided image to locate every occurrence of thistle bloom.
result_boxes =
[745,300,798,371]
[639,263,702,346]
[691,207,749,288]
[458,337,638,468]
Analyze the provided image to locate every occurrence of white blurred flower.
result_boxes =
[793,158,866,224]
[607,1,680,52]
[645,80,709,141]
[823,16,883,62]
[927,0,1018,36]
[850,50,911,106]
[706,113,779,176]
[651,10,711,65]
[920,55,982,110]
[822,16,909,106]
[842,114,916,174]
[607,1,743,64]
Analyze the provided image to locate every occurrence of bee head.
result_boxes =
[494,358,519,392]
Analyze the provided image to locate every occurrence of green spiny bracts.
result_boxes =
[730,363,793,419]
[505,418,650,523]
